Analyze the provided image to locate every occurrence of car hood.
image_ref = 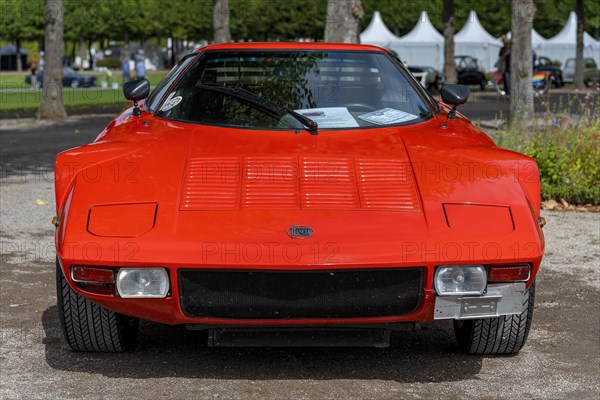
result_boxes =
[55,109,544,266]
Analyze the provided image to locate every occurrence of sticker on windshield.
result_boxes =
[160,95,182,112]
[294,107,359,128]
[358,108,418,125]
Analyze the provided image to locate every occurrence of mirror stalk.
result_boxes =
[123,79,150,117]
[448,105,458,120]
[133,100,141,116]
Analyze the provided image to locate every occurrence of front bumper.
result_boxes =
[57,256,532,326]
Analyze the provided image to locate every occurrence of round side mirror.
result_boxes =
[123,78,150,101]
[441,84,470,106]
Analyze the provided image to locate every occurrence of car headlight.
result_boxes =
[434,265,486,296]
[116,268,169,298]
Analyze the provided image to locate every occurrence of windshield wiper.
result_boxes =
[196,83,318,135]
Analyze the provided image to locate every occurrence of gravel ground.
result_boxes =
[1,172,598,399]
[1,112,599,400]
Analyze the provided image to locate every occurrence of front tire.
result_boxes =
[56,259,139,352]
[453,281,535,355]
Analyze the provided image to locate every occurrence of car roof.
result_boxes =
[195,42,391,53]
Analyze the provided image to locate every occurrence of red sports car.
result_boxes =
[54,43,545,354]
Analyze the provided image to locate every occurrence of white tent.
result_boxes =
[392,11,444,71]
[532,29,548,53]
[359,11,399,49]
[455,10,502,72]
[507,29,547,54]
[539,11,600,67]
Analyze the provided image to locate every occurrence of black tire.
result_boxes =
[479,80,486,91]
[453,281,535,355]
[56,259,139,352]
[553,77,563,88]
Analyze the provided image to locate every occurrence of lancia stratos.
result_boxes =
[54,43,544,354]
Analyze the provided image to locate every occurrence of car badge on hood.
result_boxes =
[287,225,314,239]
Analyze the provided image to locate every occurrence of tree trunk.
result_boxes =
[325,0,364,43]
[38,0,67,120]
[123,30,130,63]
[16,38,23,71]
[87,38,93,70]
[574,0,585,89]
[170,35,176,67]
[78,31,84,66]
[509,0,535,124]
[443,0,457,84]
[213,0,231,43]
[70,40,76,64]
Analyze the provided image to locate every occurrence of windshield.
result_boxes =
[154,50,433,130]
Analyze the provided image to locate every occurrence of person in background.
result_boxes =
[498,35,511,96]
[122,57,130,86]
[136,56,146,80]
[29,60,38,89]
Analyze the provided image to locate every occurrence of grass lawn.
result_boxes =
[0,70,167,112]
[1,87,129,111]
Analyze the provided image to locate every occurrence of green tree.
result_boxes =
[213,0,231,43]
[443,0,457,83]
[535,0,600,39]
[454,0,510,37]
[574,0,585,89]
[38,0,67,120]
[64,0,106,68]
[325,0,364,43]
[1,0,45,70]
[510,0,535,124]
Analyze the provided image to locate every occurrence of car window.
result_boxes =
[155,50,433,130]
[585,58,596,68]
[465,57,477,70]
[146,54,197,112]
[565,59,575,68]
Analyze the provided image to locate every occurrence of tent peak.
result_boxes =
[397,9,443,43]
[468,10,479,23]
[456,10,501,46]
[359,10,399,47]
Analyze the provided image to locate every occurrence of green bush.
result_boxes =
[96,57,121,69]
[495,97,600,205]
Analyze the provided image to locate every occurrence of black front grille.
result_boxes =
[178,268,423,319]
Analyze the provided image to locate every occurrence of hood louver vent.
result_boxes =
[180,155,421,211]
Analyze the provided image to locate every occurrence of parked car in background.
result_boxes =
[407,65,442,92]
[563,57,600,86]
[455,55,486,90]
[535,56,564,87]
[25,66,97,88]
